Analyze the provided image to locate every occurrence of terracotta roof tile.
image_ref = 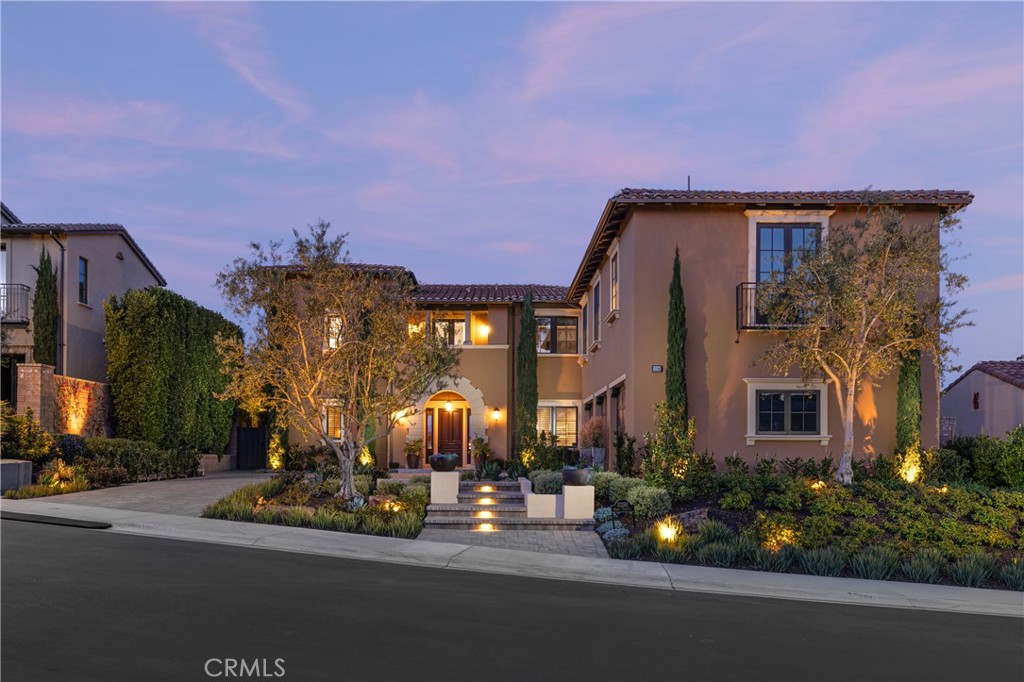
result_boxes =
[413,284,568,304]
[972,361,1024,391]
[614,188,975,206]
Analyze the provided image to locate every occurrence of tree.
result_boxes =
[215,222,459,503]
[895,349,922,453]
[666,247,688,420]
[515,290,538,454]
[31,249,58,367]
[757,203,968,484]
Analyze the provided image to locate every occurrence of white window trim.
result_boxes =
[745,209,834,283]
[608,241,620,322]
[743,377,831,446]
[537,400,582,446]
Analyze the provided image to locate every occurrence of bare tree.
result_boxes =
[216,222,459,503]
[757,203,969,484]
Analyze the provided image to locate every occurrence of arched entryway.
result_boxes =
[406,377,487,466]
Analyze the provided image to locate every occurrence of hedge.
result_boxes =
[105,287,241,453]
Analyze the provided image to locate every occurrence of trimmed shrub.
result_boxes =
[533,471,564,495]
[799,547,847,576]
[947,552,996,587]
[997,425,1024,487]
[77,460,130,488]
[720,488,753,510]
[850,546,900,580]
[592,471,621,504]
[900,548,946,584]
[626,485,671,523]
[375,479,407,496]
[55,434,89,464]
[399,484,430,512]
[608,476,648,503]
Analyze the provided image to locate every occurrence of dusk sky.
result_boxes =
[2,1,1021,381]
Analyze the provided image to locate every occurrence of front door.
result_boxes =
[437,408,463,461]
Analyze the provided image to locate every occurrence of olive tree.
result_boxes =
[216,222,459,503]
[757,203,968,484]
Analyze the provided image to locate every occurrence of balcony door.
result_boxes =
[756,223,819,283]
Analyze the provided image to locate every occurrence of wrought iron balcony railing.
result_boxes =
[736,282,814,330]
[0,283,31,325]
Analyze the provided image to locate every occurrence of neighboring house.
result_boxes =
[941,360,1024,440]
[0,202,166,406]
[566,189,973,464]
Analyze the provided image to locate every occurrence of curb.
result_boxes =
[2,499,1021,618]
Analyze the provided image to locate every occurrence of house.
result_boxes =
[0,202,166,412]
[567,189,973,465]
[941,360,1024,440]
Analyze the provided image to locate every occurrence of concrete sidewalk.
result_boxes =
[2,498,1021,618]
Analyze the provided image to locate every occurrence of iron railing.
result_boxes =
[0,283,31,325]
[736,282,813,330]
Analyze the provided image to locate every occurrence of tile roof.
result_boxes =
[413,284,569,304]
[614,188,975,206]
[969,361,1024,391]
[1,222,166,286]
[568,188,974,303]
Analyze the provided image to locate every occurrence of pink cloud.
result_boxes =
[158,3,309,121]
[3,91,298,158]
[23,152,180,181]
[962,273,1024,297]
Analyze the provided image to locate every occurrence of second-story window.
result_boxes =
[581,303,588,350]
[592,282,601,342]
[78,257,88,304]
[757,223,819,283]
[433,316,466,346]
[610,253,619,312]
[536,317,578,354]
[325,315,343,350]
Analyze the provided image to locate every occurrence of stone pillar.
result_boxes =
[16,363,55,433]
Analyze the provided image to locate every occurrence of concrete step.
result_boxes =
[423,517,596,531]
[458,490,523,501]
[427,503,526,517]
[459,480,521,491]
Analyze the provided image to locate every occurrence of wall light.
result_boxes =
[479,323,490,338]
[491,407,501,422]
[445,400,454,412]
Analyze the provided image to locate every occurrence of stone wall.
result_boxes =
[16,363,55,433]
[16,363,112,437]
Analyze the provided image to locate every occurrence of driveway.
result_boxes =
[30,471,273,517]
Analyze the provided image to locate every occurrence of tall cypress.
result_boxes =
[31,249,59,367]
[896,349,922,452]
[666,247,687,420]
[515,291,538,453]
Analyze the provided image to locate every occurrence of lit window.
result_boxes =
[536,317,578,354]
[325,405,342,439]
[325,315,343,349]
[433,316,466,346]
[610,253,619,312]
[78,257,88,304]
[536,406,578,446]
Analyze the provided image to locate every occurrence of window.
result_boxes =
[757,223,819,283]
[581,303,588,350]
[1,243,7,284]
[78,257,88,304]
[325,405,342,439]
[610,252,619,312]
[744,378,830,445]
[613,384,625,433]
[756,390,818,434]
[592,282,601,342]
[325,315,343,349]
[536,406,578,446]
[536,317,578,354]
[433,316,466,346]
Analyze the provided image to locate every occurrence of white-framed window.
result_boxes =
[608,250,620,320]
[744,210,833,283]
[536,403,579,447]
[324,314,343,350]
[743,378,831,446]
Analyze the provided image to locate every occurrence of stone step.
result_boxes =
[457,491,524,502]
[423,517,596,531]
[427,503,526,517]
[458,480,521,491]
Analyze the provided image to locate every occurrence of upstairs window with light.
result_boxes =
[324,315,343,350]
[433,314,466,346]
[536,317,578,354]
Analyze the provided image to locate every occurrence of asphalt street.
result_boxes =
[2,520,1021,682]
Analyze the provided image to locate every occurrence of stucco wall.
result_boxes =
[942,372,1024,439]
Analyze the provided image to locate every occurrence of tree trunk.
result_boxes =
[836,382,856,485]
[332,438,359,502]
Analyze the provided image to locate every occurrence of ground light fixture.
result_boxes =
[476,523,496,532]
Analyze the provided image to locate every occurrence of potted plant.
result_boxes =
[428,452,460,472]
[471,436,492,468]
[562,446,593,486]
[404,438,423,469]
[579,416,608,470]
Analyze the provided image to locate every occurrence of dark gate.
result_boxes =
[236,427,269,470]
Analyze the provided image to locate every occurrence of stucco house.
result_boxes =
[941,360,1024,440]
[0,202,166,408]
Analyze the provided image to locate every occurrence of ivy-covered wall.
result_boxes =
[104,287,241,453]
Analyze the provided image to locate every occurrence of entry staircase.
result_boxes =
[424,479,595,531]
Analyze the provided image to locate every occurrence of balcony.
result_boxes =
[0,284,31,325]
[736,282,813,330]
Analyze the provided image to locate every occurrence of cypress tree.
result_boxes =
[895,349,922,452]
[515,291,538,453]
[666,247,688,420]
[31,249,58,367]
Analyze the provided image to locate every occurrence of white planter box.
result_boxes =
[563,485,595,519]
[526,492,563,518]
[430,471,460,505]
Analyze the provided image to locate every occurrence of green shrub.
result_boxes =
[999,558,1024,591]
[850,546,899,580]
[720,488,753,510]
[4,481,90,499]
[608,476,648,503]
[696,541,737,567]
[922,447,969,484]
[375,479,407,496]
[799,546,847,576]
[970,504,1016,531]
[383,512,422,539]
[357,510,390,536]
[997,426,1024,487]
[399,484,430,512]
[280,507,312,527]
[607,536,653,560]
[839,519,884,555]
[808,485,853,517]
[84,438,161,479]
[753,545,798,572]
[353,474,374,497]
[592,471,621,503]
[55,434,89,464]
[695,519,734,546]
[613,431,637,475]
[764,483,803,511]
[77,460,130,488]
[0,405,56,463]
[330,510,360,532]
[947,552,996,587]
[654,544,690,564]
[899,548,946,584]
[626,485,671,522]
[799,516,841,549]
[252,507,281,524]
[730,536,759,564]
[533,471,564,495]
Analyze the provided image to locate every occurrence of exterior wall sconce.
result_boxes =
[445,400,454,412]
[491,407,501,422]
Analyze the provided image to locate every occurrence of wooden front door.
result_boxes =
[437,408,463,460]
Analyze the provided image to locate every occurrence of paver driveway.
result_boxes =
[32,471,273,517]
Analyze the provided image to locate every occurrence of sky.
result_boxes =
[1,1,1021,382]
